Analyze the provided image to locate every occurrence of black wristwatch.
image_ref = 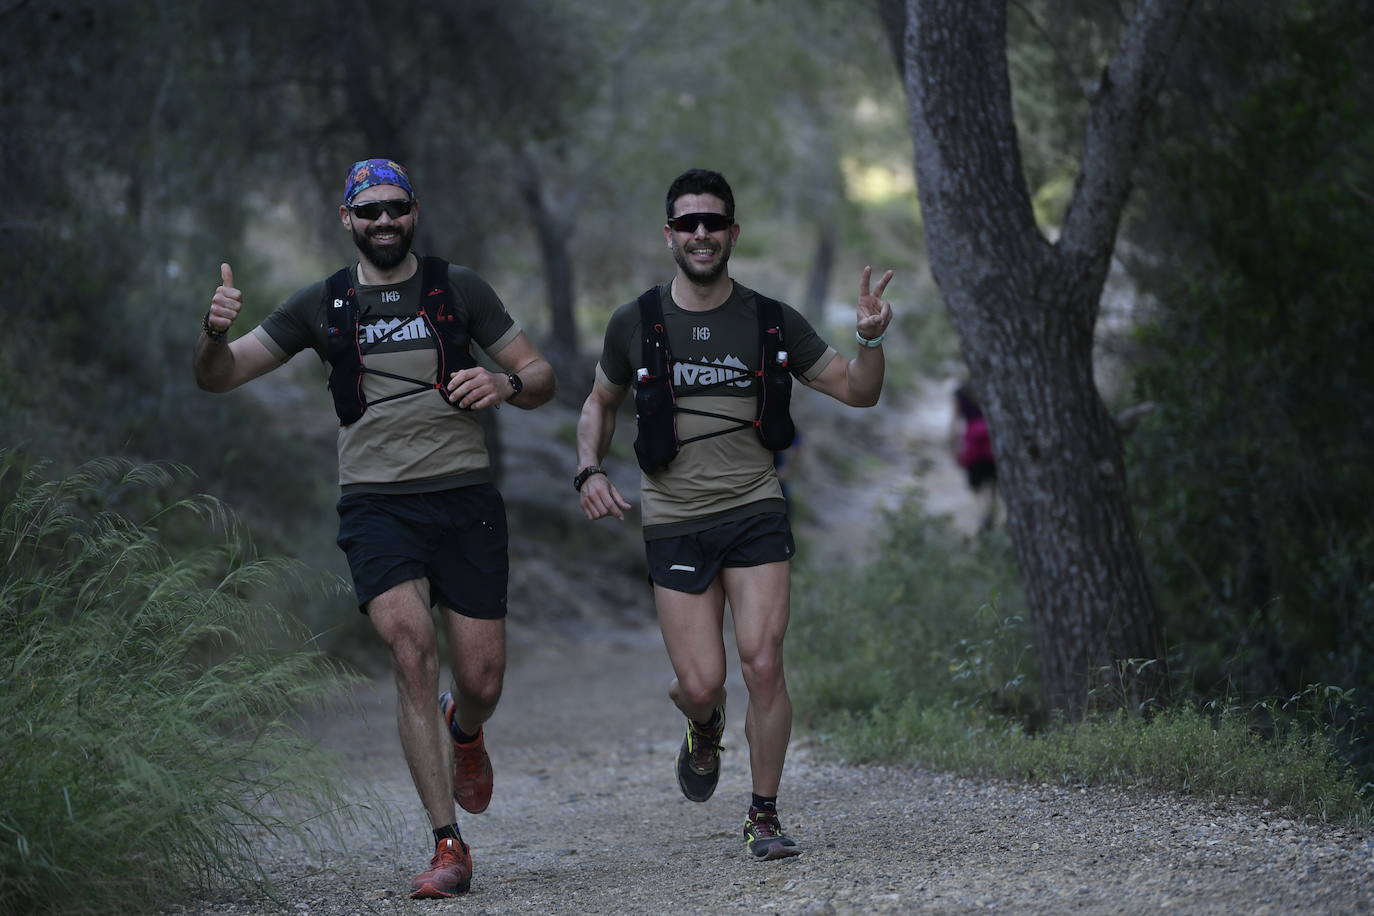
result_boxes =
[573,465,606,492]
[506,372,523,397]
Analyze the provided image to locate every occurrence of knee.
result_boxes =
[455,662,504,710]
[387,627,438,687]
[676,673,726,710]
[739,650,786,694]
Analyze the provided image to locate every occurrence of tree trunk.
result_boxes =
[887,0,1192,716]
[803,224,836,324]
[514,149,588,400]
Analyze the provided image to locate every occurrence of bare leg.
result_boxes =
[440,608,505,735]
[721,562,792,797]
[367,578,454,828]
[654,580,728,722]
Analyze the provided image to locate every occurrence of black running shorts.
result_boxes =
[335,484,509,618]
[645,512,795,595]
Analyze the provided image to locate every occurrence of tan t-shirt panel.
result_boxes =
[638,393,782,527]
[334,348,492,488]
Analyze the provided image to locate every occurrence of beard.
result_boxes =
[671,237,732,286]
[351,220,415,271]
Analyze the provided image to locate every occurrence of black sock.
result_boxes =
[694,707,723,729]
[448,716,479,744]
[434,823,463,846]
[751,794,777,812]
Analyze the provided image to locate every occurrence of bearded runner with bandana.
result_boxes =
[194,158,556,899]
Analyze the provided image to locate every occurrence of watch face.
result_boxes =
[508,373,523,394]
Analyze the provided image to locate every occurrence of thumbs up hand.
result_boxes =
[207,262,242,333]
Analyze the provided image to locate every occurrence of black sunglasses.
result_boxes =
[347,199,415,220]
[667,212,734,233]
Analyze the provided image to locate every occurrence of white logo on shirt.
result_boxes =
[674,355,750,389]
[359,316,431,345]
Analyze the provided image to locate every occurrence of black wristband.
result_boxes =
[573,465,606,492]
[202,310,227,340]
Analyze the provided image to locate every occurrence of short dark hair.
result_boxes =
[665,169,735,220]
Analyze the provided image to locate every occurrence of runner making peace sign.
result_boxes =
[574,168,894,862]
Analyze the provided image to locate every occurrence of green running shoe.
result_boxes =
[743,807,801,860]
[675,704,725,802]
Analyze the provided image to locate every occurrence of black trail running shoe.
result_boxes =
[675,704,725,802]
[743,807,802,861]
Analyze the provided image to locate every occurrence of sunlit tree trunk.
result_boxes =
[882,0,1192,716]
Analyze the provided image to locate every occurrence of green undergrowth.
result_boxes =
[818,702,1370,827]
[0,453,365,914]
[789,498,1373,828]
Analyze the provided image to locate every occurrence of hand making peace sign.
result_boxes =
[856,265,895,343]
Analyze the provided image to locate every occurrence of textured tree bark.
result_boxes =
[885,0,1192,716]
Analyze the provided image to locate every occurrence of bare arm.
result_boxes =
[575,379,632,521]
[804,266,895,407]
[446,331,556,410]
[193,262,286,392]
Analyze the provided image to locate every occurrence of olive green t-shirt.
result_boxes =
[252,260,520,493]
[598,281,837,539]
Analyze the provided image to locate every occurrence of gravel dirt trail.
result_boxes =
[168,388,1374,914]
[173,618,1374,915]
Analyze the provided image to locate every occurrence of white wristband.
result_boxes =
[856,330,885,348]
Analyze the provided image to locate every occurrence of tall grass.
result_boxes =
[0,453,361,914]
[791,498,1034,723]
[789,497,1373,827]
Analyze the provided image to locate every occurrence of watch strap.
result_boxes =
[573,465,606,492]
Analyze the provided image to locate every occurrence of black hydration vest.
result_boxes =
[632,287,795,475]
[323,256,476,426]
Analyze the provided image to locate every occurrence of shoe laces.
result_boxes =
[688,712,725,755]
[747,808,782,839]
[432,837,468,866]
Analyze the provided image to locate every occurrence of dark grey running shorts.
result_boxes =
[645,512,795,594]
[335,484,508,619]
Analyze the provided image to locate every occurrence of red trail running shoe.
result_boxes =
[441,690,494,813]
[409,836,472,899]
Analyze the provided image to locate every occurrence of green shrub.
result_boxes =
[791,496,1372,826]
[0,453,361,914]
[790,498,1034,725]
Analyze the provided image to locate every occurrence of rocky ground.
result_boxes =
[169,622,1374,915]
[167,382,1374,914]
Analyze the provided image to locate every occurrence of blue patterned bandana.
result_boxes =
[343,159,414,204]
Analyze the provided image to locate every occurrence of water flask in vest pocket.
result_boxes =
[633,368,679,474]
[755,350,796,451]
